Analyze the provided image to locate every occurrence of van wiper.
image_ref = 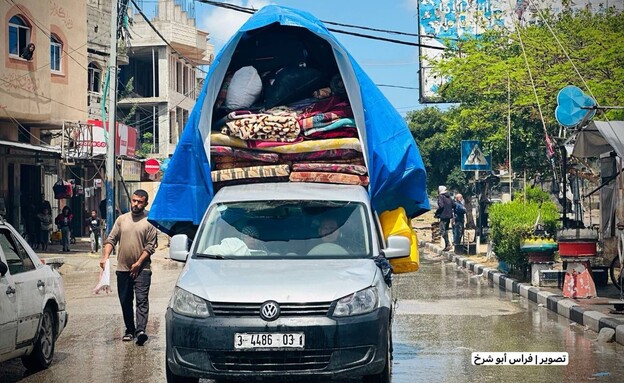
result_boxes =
[195,253,233,259]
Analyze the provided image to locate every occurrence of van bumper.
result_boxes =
[165,306,390,380]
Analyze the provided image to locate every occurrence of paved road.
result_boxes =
[2,247,623,382]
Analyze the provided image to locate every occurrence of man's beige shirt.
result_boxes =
[104,211,158,271]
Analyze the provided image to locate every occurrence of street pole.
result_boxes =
[507,73,512,199]
[475,170,480,253]
[105,0,118,235]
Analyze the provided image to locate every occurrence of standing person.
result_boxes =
[55,206,73,252]
[20,42,35,60]
[453,193,467,247]
[100,190,158,346]
[435,185,454,251]
[38,193,52,216]
[85,210,102,253]
[37,208,52,252]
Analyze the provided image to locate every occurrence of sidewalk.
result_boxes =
[421,240,624,346]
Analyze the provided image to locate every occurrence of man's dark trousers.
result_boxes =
[116,269,151,335]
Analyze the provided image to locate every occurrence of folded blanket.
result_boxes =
[213,176,290,190]
[304,127,358,140]
[211,133,363,154]
[292,163,368,176]
[303,118,356,136]
[289,171,369,186]
[298,112,352,131]
[213,160,267,170]
[299,95,353,120]
[303,157,366,165]
[280,149,363,161]
[210,145,279,163]
[248,137,304,148]
[221,111,300,142]
[211,164,291,183]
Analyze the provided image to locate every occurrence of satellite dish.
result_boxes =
[555,85,596,128]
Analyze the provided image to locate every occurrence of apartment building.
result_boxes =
[117,0,214,157]
[0,0,87,229]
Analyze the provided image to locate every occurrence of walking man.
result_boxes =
[435,185,454,251]
[100,190,158,346]
[453,193,467,247]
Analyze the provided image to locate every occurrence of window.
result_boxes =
[88,62,101,92]
[8,15,30,57]
[50,34,62,72]
[0,228,35,274]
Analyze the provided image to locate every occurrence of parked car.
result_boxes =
[0,216,68,370]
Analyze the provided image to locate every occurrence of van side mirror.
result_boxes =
[0,260,7,277]
[383,236,411,259]
[170,234,190,262]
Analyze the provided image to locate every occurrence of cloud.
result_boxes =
[199,0,271,50]
[404,0,419,13]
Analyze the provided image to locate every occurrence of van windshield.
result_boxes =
[193,200,372,259]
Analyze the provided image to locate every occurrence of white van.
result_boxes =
[165,182,410,383]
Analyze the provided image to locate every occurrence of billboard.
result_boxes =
[79,119,138,157]
[417,0,621,103]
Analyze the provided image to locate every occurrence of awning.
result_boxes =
[572,121,624,158]
[0,139,61,154]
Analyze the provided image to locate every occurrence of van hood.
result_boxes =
[177,258,378,303]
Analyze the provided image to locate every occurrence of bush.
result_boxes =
[489,198,559,274]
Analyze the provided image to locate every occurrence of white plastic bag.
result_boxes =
[93,259,112,294]
[224,66,262,110]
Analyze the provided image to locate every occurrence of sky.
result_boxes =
[191,0,428,114]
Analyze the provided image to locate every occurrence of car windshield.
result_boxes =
[193,200,372,259]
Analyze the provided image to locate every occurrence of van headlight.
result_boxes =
[332,287,378,317]
[170,287,211,318]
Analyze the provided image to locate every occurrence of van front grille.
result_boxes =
[211,302,331,317]
[210,350,332,371]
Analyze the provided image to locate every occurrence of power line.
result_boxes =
[195,0,448,50]
[377,84,419,90]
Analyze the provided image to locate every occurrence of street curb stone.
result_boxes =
[422,241,624,346]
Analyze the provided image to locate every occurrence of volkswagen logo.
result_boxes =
[260,301,280,321]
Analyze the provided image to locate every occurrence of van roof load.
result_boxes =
[148,5,429,236]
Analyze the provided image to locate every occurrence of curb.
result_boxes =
[420,240,624,346]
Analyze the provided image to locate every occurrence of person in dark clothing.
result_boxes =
[37,208,52,251]
[20,43,35,60]
[435,185,454,251]
[55,206,73,252]
[39,194,52,215]
[85,210,102,253]
[453,193,467,246]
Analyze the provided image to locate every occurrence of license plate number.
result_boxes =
[234,333,305,349]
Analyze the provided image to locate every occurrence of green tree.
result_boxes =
[426,8,623,177]
[135,132,153,158]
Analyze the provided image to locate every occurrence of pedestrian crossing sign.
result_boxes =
[461,140,491,171]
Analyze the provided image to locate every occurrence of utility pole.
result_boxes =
[507,73,512,199]
[105,0,118,235]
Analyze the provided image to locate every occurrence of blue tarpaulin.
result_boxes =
[148,5,429,235]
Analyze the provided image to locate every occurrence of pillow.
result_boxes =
[264,66,326,108]
[224,66,262,110]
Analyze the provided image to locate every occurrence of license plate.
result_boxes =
[234,333,305,349]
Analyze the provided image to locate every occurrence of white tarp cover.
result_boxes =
[572,121,624,159]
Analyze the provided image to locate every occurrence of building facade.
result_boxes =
[117,0,214,158]
[0,0,87,231]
